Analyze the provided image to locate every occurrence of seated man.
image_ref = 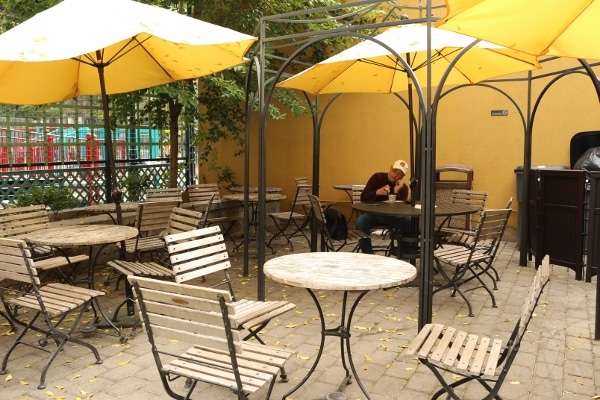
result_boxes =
[355,159,412,254]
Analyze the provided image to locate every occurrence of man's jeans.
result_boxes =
[355,212,412,254]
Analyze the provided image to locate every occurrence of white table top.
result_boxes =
[264,252,416,291]
[222,193,286,202]
[25,224,139,247]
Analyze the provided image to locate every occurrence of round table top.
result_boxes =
[264,252,416,291]
[352,201,478,217]
[81,202,140,214]
[222,193,286,202]
[229,186,282,193]
[334,184,365,191]
[25,224,139,247]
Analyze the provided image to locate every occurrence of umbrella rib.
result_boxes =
[71,36,174,81]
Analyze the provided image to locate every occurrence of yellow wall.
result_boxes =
[208,56,600,230]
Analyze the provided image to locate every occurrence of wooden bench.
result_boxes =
[404,255,551,399]
[128,275,295,400]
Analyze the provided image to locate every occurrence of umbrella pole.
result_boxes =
[97,62,124,226]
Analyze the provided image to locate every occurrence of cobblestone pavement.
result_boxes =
[0,237,598,400]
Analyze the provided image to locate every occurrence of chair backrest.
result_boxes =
[129,275,241,353]
[471,208,512,257]
[514,254,550,349]
[450,189,488,230]
[146,188,183,202]
[294,177,313,209]
[351,185,365,205]
[295,177,309,186]
[135,201,180,236]
[164,207,203,236]
[0,204,50,238]
[0,237,40,285]
[187,183,222,206]
[164,226,234,295]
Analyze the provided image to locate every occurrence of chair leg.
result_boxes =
[432,259,475,317]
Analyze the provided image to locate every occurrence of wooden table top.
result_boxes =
[264,252,416,291]
[222,193,287,202]
[352,201,478,218]
[25,224,139,247]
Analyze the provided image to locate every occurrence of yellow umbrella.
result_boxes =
[0,0,256,224]
[277,23,540,94]
[0,0,256,105]
[436,0,600,59]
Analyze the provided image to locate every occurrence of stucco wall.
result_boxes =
[207,57,600,231]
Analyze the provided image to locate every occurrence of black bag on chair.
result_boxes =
[325,208,348,240]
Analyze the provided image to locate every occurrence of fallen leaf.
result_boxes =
[364,354,372,362]
[296,355,309,360]
[5,373,12,381]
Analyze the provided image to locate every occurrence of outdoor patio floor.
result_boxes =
[0,235,598,400]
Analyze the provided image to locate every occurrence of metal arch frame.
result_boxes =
[249,2,600,329]
[255,28,428,302]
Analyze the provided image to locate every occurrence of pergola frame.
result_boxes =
[244,0,600,330]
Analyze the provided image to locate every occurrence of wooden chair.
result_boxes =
[351,184,391,254]
[0,237,104,390]
[433,208,512,316]
[129,276,295,400]
[0,204,89,283]
[404,255,550,399]
[145,187,183,202]
[110,225,296,344]
[437,189,488,246]
[308,193,367,252]
[116,200,180,261]
[107,206,203,320]
[187,183,242,247]
[268,180,312,251]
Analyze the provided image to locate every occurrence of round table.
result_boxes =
[25,224,139,338]
[352,201,478,218]
[229,186,282,193]
[264,252,416,399]
[352,201,479,260]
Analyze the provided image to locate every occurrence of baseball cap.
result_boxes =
[392,160,409,174]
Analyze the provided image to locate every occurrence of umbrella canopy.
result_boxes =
[0,0,256,225]
[0,0,256,105]
[435,0,600,59]
[276,23,540,94]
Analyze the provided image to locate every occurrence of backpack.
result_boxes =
[325,207,348,240]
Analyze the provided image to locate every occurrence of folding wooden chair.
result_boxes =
[106,206,203,320]
[433,208,512,316]
[437,189,488,246]
[129,276,295,400]
[404,255,550,399]
[116,200,180,261]
[267,182,312,251]
[187,183,242,247]
[110,226,295,344]
[145,187,183,202]
[308,193,367,252]
[0,204,89,283]
[0,237,104,390]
